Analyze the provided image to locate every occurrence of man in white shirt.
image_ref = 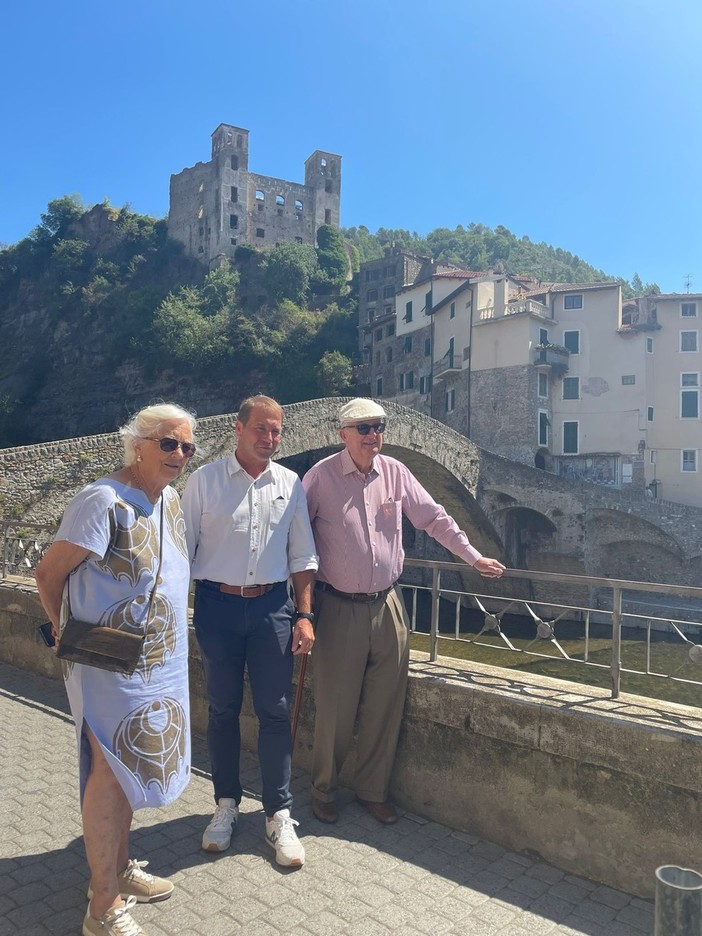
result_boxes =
[182,395,318,868]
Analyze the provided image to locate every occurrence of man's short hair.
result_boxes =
[237,394,283,425]
[339,398,387,427]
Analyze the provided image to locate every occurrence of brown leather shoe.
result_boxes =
[311,796,338,824]
[356,797,398,824]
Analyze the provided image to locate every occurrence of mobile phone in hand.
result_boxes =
[38,621,56,648]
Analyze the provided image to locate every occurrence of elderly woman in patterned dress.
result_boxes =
[35,403,196,936]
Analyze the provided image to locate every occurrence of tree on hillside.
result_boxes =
[261,242,319,305]
[316,350,353,396]
[314,224,349,293]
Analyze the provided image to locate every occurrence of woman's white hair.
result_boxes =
[119,403,197,467]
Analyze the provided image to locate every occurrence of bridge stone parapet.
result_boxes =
[1,397,701,585]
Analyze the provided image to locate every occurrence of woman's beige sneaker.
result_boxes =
[87,859,174,903]
[82,896,145,936]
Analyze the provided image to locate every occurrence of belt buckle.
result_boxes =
[241,585,259,598]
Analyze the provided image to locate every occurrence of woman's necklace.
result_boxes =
[129,467,158,503]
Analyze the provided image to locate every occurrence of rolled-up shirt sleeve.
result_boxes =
[181,469,203,565]
[287,478,319,574]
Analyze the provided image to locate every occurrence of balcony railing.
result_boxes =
[400,558,702,701]
[533,345,569,374]
[507,298,550,316]
[433,351,463,379]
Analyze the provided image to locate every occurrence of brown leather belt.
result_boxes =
[200,580,283,598]
[316,581,395,603]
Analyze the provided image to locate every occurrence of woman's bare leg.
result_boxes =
[82,725,133,919]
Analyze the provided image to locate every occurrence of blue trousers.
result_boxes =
[193,580,294,816]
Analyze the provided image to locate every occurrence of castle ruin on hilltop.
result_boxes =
[168,124,341,267]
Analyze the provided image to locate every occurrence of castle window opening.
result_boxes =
[258,203,264,211]
[256,190,265,201]
[230,238,237,245]
[256,228,265,238]
[375,328,383,342]
[276,194,285,206]
[198,206,204,219]
[226,131,233,143]
[384,305,392,317]
[325,180,332,193]
[383,285,394,299]
[320,158,327,169]
[376,377,383,396]
[367,289,378,302]
[295,199,303,211]
[295,236,303,243]
[230,214,238,229]
[237,134,242,147]
[404,336,413,354]
[387,324,395,337]
[231,155,239,170]
[385,347,393,363]
[445,388,455,413]
[231,186,238,202]
[199,226,204,236]
[424,338,431,357]
[198,246,204,253]
[325,209,331,224]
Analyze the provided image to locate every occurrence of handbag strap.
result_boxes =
[67,492,165,633]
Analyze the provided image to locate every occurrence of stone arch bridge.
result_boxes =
[1,398,700,588]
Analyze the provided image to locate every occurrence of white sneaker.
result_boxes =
[202,798,239,852]
[265,809,305,867]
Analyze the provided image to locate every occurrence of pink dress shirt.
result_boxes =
[302,448,483,594]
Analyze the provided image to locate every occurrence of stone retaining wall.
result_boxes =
[3,580,699,899]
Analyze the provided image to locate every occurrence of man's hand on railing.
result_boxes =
[474,557,506,579]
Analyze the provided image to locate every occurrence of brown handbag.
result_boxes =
[56,496,164,675]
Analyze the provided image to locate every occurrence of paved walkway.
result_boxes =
[0,661,654,936]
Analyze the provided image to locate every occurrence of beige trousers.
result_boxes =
[311,587,410,803]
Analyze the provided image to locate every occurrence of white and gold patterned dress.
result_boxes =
[56,479,191,810]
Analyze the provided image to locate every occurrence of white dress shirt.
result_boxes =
[181,453,318,586]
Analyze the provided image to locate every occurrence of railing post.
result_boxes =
[2,523,9,580]
[430,567,440,661]
[611,585,622,698]
[654,865,702,935]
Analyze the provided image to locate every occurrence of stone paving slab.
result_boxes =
[0,662,654,936]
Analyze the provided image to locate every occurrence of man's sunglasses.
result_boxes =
[144,437,197,457]
[352,422,386,435]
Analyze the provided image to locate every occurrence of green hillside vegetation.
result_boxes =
[0,197,658,446]
[342,224,660,295]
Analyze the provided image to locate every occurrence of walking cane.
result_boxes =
[291,652,309,749]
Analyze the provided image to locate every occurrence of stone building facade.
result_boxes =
[168,124,341,266]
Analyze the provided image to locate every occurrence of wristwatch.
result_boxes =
[295,612,315,623]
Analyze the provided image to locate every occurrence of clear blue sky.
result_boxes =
[2,0,700,293]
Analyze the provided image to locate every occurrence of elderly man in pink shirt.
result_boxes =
[302,398,505,824]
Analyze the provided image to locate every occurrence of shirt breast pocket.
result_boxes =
[375,500,402,540]
[269,496,288,528]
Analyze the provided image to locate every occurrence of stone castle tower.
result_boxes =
[168,124,341,266]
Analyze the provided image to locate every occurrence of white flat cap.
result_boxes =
[339,398,387,426]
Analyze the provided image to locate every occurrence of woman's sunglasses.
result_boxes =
[144,437,197,457]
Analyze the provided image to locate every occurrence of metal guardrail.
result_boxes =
[1,522,55,579]
[3,523,701,700]
[401,559,702,699]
